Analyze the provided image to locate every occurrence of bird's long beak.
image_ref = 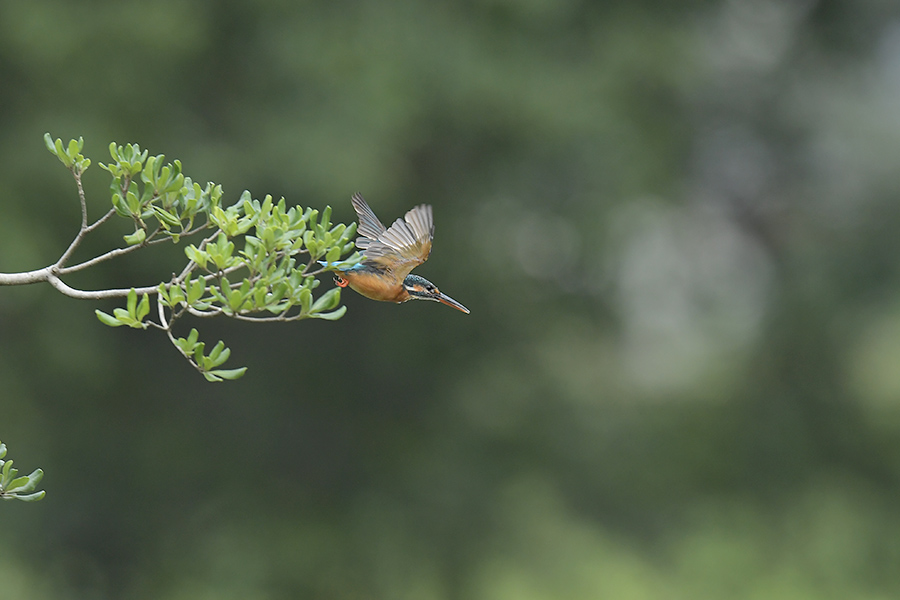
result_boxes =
[437,292,470,314]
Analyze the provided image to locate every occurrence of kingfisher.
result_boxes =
[325,193,469,314]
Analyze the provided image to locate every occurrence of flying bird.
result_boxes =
[325,193,469,314]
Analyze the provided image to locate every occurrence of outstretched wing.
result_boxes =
[351,194,434,283]
[351,192,387,251]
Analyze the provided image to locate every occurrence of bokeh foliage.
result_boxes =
[3,0,900,598]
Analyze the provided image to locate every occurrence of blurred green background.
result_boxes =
[3,0,900,598]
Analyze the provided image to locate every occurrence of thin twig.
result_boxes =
[302,265,330,277]
[83,208,117,234]
[59,243,146,274]
[157,297,203,375]
[75,169,88,229]
[57,225,170,275]
[157,295,171,331]
[186,306,224,318]
[55,171,90,268]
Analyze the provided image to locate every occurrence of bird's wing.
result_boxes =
[362,204,434,283]
[351,193,387,251]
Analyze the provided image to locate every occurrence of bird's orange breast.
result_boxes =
[339,270,410,303]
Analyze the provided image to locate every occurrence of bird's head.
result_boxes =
[402,274,469,314]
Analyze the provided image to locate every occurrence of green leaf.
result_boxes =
[192,341,206,364]
[208,340,226,363]
[0,443,6,459]
[331,223,347,239]
[208,367,247,381]
[54,138,67,162]
[210,346,231,367]
[126,188,141,215]
[157,283,170,306]
[21,468,43,493]
[95,310,125,327]
[210,234,235,269]
[6,468,41,494]
[311,287,341,313]
[168,285,186,307]
[298,288,312,314]
[228,289,244,312]
[312,306,347,320]
[185,245,208,269]
[111,192,130,218]
[113,307,131,321]
[126,288,138,316]
[6,476,30,491]
[14,491,46,502]
[152,205,182,229]
[124,228,146,245]
[325,245,341,263]
[187,278,206,304]
[44,133,57,155]
[67,137,82,157]
[253,286,267,308]
[2,459,14,484]
[136,294,150,321]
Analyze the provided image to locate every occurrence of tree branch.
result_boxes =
[45,273,159,300]
[0,267,53,286]
[5,134,359,381]
[0,267,158,299]
[57,233,170,275]
[186,306,223,318]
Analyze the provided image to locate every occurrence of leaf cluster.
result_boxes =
[44,135,91,174]
[42,135,360,380]
[0,441,45,502]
